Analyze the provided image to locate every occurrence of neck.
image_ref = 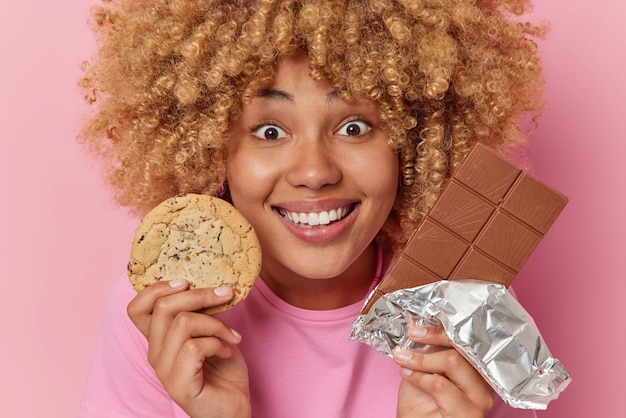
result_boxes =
[260,243,379,310]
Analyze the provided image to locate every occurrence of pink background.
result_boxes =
[1,1,624,417]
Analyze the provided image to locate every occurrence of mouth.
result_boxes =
[277,204,355,227]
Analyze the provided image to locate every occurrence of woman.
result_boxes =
[79,1,545,416]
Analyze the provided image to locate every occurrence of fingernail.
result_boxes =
[408,325,428,338]
[231,328,242,340]
[400,367,414,376]
[214,286,233,297]
[169,279,187,288]
[394,349,413,362]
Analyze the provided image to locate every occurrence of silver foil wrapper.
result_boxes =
[350,280,571,410]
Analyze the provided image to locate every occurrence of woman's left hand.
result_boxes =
[393,325,494,418]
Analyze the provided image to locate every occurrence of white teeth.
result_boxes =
[280,206,351,226]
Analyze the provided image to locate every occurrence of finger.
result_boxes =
[393,347,494,413]
[156,336,234,401]
[149,287,236,357]
[406,324,451,347]
[127,279,190,336]
[404,325,491,401]
[152,286,235,319]
[402,369,493,416]
[152,311,241,368]
[399,368,471,416]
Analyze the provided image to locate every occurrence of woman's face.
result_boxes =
[227,55,398,285]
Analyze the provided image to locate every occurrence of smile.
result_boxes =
[278,205,353,227]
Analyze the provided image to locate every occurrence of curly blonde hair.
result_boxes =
[79,0,545,250]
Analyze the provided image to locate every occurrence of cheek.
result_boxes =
[226,150,275,208]
[357,148,399,202]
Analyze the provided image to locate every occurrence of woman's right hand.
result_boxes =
[127,279,251,418]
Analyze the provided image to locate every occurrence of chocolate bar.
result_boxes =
[362,143,568,314]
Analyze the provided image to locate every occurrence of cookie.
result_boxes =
[127,194,262,314]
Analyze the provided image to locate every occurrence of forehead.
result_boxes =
[268,55,332,91]
[253,54,377,111]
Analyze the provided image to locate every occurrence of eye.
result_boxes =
[252,124,287,141]
[336,120,371,137]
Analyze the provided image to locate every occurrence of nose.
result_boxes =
[285,137,342,190]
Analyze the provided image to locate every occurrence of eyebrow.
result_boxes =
[257,88,340,104]
[257,88,293,101]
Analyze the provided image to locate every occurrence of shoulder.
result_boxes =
[80,274,179,417]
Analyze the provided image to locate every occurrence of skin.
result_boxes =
[127,56,494,418]
[227,55,398,310]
